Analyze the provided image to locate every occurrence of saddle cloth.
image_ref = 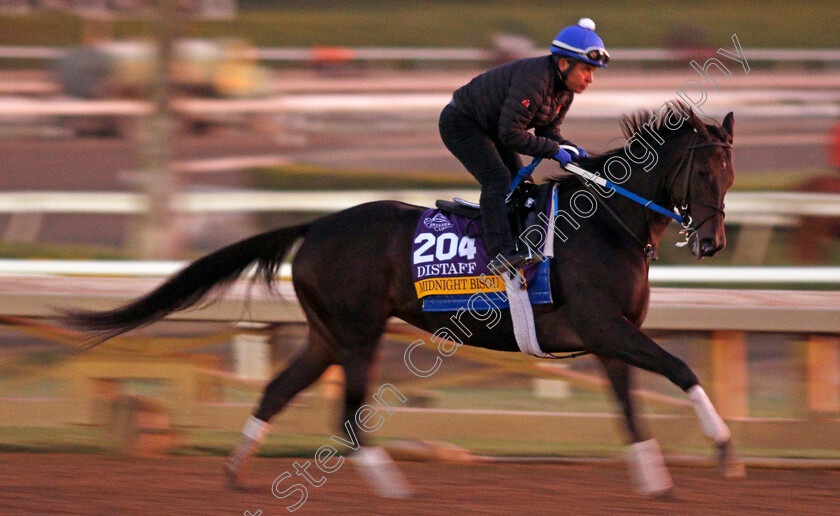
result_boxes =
[412,194,554,312]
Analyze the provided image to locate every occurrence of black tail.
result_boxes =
[63,223,311,345]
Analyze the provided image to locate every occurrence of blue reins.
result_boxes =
[507,157,685,224]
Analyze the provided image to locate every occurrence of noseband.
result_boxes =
[666,133,732,242]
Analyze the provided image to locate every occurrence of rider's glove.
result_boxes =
[552,148,572,166]
[573,146,588,158]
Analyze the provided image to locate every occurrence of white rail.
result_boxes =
[3,45,840,63]
[1,266,838,334]
[1,92,838,119]
[0,260,838,287]
[0,191,838,220]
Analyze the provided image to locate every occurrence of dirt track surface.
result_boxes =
[1,454,838,515]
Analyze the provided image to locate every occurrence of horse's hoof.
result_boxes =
[717,439,747,479]
[626,439,675,497]
[223,462,249,491]
[638,482,676,499]
[722,458,746,479]
[352,446,413,499]
[650,486,677,500]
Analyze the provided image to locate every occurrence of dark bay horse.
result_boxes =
[64,104,742,497]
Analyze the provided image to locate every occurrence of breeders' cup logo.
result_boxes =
[423,213,453,232]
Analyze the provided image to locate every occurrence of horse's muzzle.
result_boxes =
[695,237,725,258]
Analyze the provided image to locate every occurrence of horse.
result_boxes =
[63,102,742,498]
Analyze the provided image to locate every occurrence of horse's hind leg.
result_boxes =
[337,332,412,498]
[224,335,334,489]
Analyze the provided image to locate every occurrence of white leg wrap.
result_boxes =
[351,446,412,499]
[242,415,271,442]
[626,439,674,496]
[687,385,731,443]
[225,417,270,487]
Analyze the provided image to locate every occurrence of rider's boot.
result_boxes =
[481,186,533,274]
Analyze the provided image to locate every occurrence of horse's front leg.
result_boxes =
[597,356,644,442]
[598,356,673,496]
[687,383,747,479]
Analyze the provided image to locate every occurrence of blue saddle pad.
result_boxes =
[411,206,553,312]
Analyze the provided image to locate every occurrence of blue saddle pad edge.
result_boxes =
[421,258,552,312]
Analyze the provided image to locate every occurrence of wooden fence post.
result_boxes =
[710,330,748,419]
[806,335,840,414]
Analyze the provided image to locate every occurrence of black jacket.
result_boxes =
[451,55,575,158]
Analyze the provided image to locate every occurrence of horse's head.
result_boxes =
[671,111,735,259]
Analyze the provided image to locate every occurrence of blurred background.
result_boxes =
[0,0,838,499]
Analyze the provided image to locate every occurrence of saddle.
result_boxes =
[414,181,555,312]
[435,182,549,245]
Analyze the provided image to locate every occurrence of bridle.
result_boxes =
[568,129,732,258]
[665,132,732,247]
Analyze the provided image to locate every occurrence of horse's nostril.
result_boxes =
[698,238,725,256]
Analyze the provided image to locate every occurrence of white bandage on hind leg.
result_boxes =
[687,385,731,443]
[241,415,271,443]
[226,416,271,481]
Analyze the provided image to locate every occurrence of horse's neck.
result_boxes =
[604,135,687,248]
[623,136,684,203]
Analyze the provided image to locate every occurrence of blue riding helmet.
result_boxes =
[550,18,610,67]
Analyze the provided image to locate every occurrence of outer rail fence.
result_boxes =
[0,265,838,455]
[2,93,838,119]
[1,190,838,218]
[2,186,836,271]
[3,45,840,64]
[2,190,836,263]
[1,260,840,287]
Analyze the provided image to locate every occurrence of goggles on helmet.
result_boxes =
[583,47,610,65]
[551,40,611,66]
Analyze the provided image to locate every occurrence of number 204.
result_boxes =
[413,233,477,264]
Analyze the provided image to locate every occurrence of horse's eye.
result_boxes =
[698,169,709,178]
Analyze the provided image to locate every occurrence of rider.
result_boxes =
[439,18,609,272]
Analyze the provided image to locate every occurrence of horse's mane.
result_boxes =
[618,100,710,142]
[558,100,721,176]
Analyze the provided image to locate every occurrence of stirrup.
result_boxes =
[487,252,534,274]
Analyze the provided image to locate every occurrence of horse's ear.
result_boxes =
[721,112,734,140]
